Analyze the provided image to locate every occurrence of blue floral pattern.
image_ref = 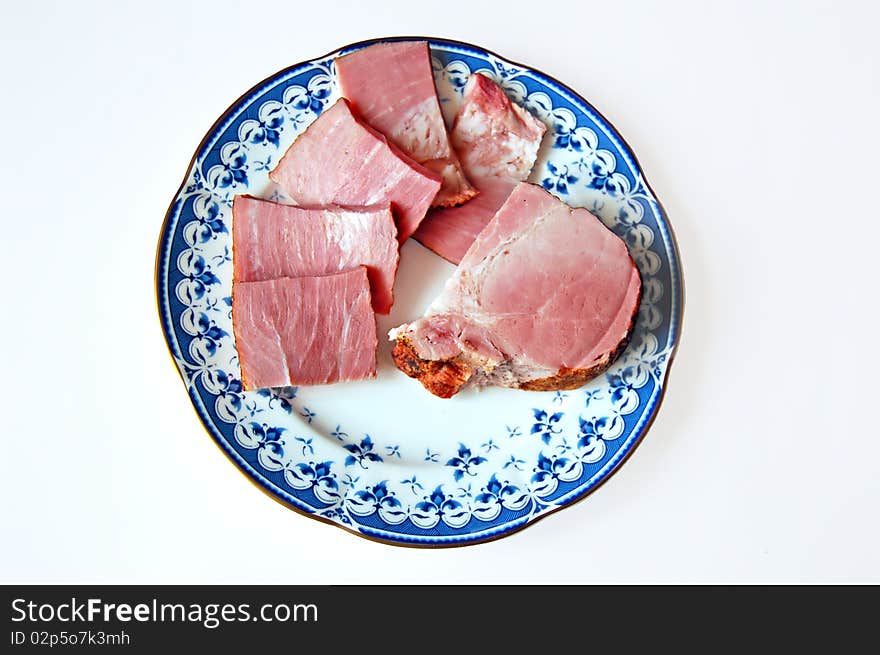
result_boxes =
[156,39,682,546]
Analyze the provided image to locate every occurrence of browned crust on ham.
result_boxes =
[518,285,640,391]
[231,286,253,392]
[231,216,256,392]
[432,182,479,208]
[391,337,473,399]
[517,334,630,391]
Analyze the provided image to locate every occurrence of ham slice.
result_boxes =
[233,268,377,390]
[390,182,641,398]
[232,195,399,314]
[269,98,441,244]
[414,73,547,263]
[451,73,547,180]
[335,41,477,208]
[413,176,516,265]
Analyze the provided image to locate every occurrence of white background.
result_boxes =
[1,0,877,584]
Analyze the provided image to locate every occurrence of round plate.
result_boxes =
[155,37,683,547]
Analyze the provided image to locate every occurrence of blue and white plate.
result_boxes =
[156,37,683,546]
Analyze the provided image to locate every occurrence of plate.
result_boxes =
[155,37,683,546]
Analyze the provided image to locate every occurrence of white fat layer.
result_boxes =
[394,97,448,161]
[327,209,369,254]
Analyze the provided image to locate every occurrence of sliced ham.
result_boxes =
[390,182,641,399]
[269,98,441,244]
[232,195,398,314]
[413,73,547,263]
[233,268,377,390]
[335,41,477,208]
[411,176,516,265]
[451,72,547,180]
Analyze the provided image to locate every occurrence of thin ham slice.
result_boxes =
[232,195,399,314]
[269,98,441,244]
[335,41,477,208]
[234,268,377,390]
[412,176,516,265]
[390,182,641,399]
[413,73,547,263]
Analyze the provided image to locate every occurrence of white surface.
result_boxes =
[1,0,877,584]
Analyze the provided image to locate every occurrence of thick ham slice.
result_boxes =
[233,268,377,390]
[414,73,547,263]
[390,182,641,399]
[269,98,441,244]
[232,195,398,314]
[335,41,477,208]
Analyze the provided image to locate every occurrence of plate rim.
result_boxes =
[154,35,685,548]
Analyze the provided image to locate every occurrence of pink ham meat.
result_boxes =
[232,195,398,314]
[233,268,377,390]
[335,41,477,208]
[414,176,517,265]
[414,73,547,263]
[390,182,641,399]
[269,98,441,244]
